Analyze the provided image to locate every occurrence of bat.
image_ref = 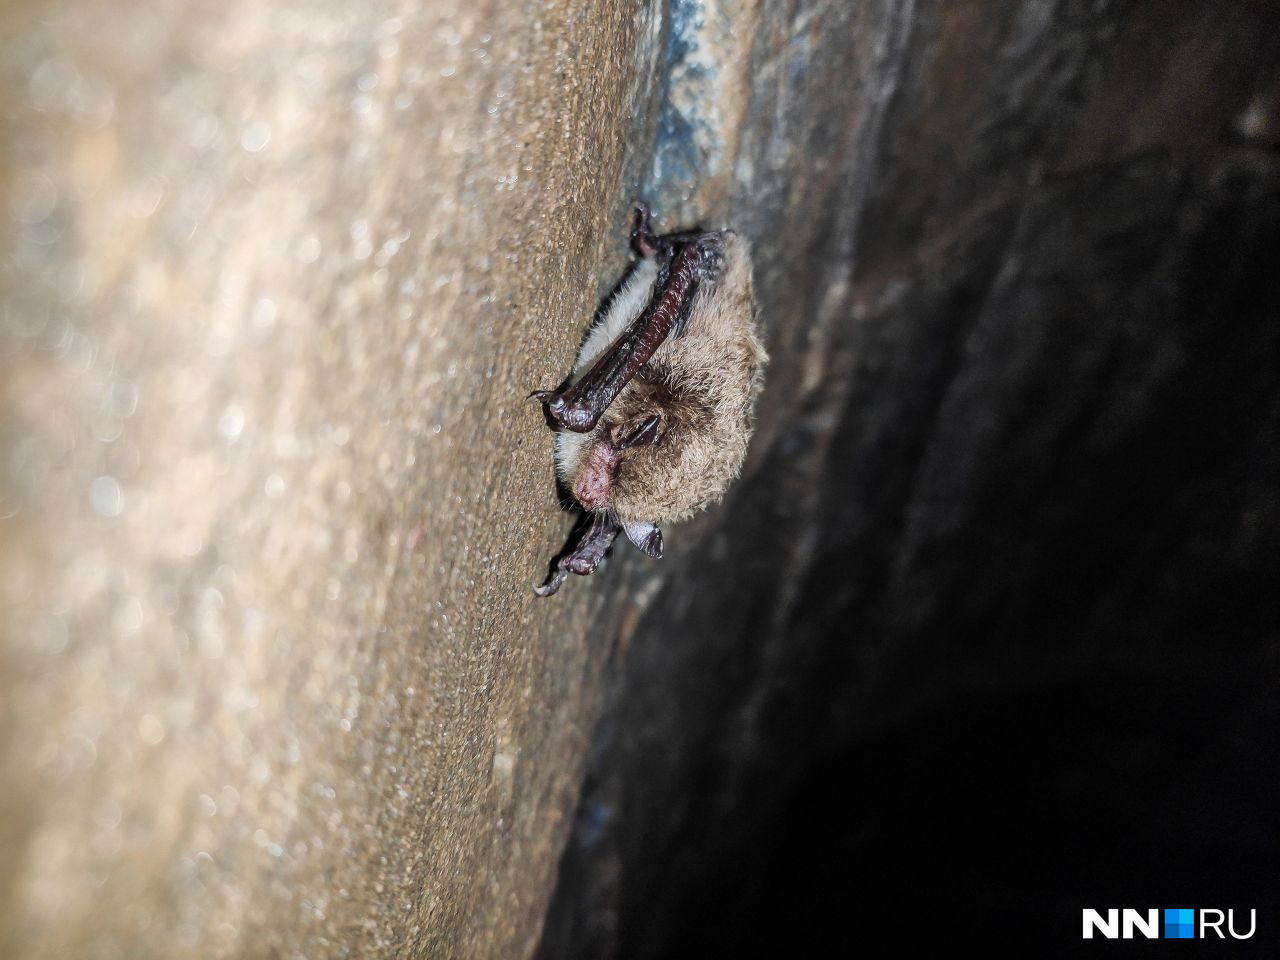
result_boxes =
[531,202,767,596]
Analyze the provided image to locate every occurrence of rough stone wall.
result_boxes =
[3,0,1278,958]
[1,0,663,956]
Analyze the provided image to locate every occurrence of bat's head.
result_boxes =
[547,228,765,565]
[554,368,749,555]
[553,380,667,508]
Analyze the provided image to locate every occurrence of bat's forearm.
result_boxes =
[534,238,719,433]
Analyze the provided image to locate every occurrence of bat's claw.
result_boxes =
[534,569,568,597]
[530,391,570,422]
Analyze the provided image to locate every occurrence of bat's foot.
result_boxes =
[533,512,621,597]
[631,200,660,259]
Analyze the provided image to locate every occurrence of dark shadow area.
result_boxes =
[671,677,1278,956]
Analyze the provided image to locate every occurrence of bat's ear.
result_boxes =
[622,520,663,558]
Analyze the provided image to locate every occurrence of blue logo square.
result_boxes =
[1165,908,1195,938]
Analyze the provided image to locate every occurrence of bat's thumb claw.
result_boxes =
[530,391,570,420]
[529,390,565,410]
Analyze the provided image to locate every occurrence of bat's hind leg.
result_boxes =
[534,512,621,596]
[631,200,721,258]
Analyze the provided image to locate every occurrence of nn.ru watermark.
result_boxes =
[1082,908,1256,939]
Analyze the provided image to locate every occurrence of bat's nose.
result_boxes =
[574,464,611,509]
[574,443,619,510]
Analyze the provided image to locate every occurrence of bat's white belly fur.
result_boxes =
[554,258,660,483]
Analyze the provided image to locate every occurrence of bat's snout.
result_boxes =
[573,442,619,510]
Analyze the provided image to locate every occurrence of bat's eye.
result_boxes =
[613,414,662,450]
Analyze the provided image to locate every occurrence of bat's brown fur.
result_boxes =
[556,233,767,526]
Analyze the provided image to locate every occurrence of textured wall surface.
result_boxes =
[4,0,1279,958]
[1,0,667,956]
